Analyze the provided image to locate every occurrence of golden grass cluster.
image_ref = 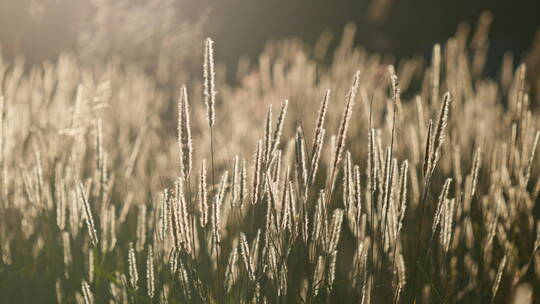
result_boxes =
[0,22,539,303]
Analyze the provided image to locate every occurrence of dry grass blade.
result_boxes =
[422,119,434,178]
[204,38,216,128]
[312,90,331,155]
[251,140,263,205]
[178,84,193,179]
[329,71,360,194]
[272,100,289,155]
[78,182,99,247]
[430,92,452,175]
[198,159,208,227]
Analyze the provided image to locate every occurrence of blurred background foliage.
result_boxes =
[0,0,538,77]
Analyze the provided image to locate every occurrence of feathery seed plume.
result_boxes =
[204,38,216,127]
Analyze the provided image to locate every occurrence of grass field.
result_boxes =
[0,17,539,304]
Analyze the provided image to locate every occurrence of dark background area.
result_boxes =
[0,0,539,75]
[198,0,539,78]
